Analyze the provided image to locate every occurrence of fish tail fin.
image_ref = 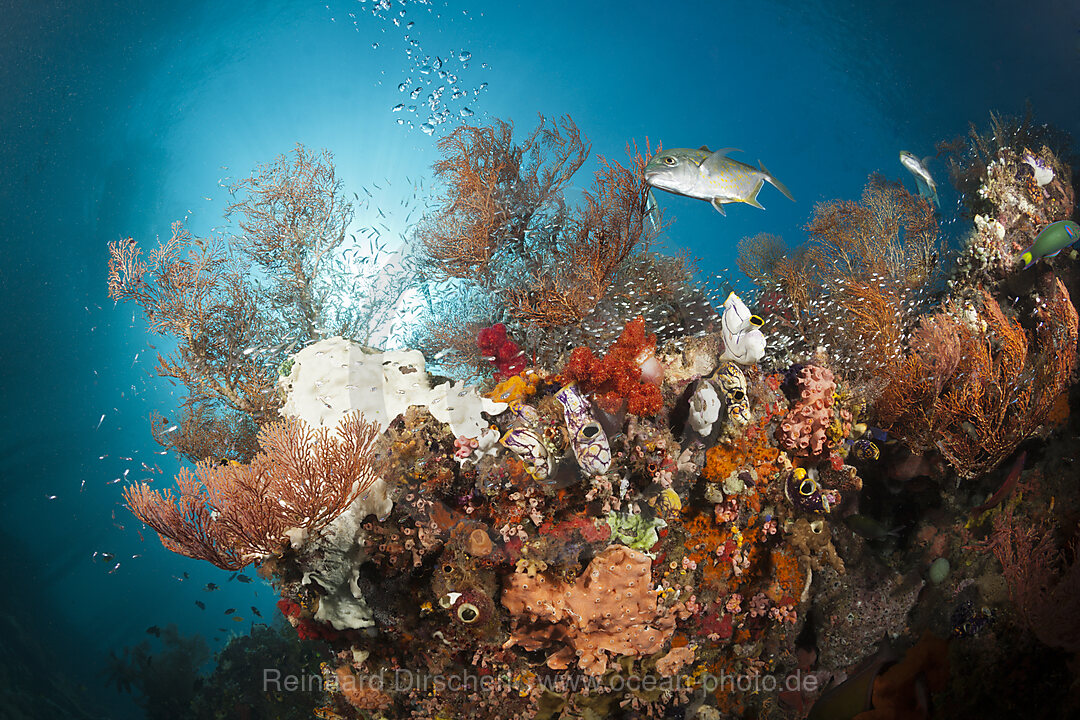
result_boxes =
[918,179,940,209]
[743,179,766,210]
[759,161,794,202]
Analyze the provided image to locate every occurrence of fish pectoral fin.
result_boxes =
[758,160,795,202]
[710,197,728,216]
[743,179,766,209]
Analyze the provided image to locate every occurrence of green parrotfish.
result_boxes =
[643,146,794,216]
[1019,220,1079,269]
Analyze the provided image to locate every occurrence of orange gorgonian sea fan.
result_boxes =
[124,412,382,570]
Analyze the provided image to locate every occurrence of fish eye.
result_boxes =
[457,602,480,623]
[663,156,677,166]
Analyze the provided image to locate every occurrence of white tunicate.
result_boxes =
[392,103,404,112]
[459,50,471,62]
[460,107,474,117]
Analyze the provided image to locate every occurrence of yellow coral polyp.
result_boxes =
[488,371,541,403]
[702,422,781,483]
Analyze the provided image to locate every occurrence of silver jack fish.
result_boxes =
[899,151,939,208]
[643,146,794,216]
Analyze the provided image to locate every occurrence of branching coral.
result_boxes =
[108,225,279,461]
[417,115,588,285]
[124,412,381,569]
[875,280,1077,478]
[108,145,407,462]
[410,115,703,375]
[226,144,408,344]
[738,175,942,383]
[986,505,1080,654]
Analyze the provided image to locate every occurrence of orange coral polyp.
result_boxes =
[702,424,781,483]
[488,371,541,404]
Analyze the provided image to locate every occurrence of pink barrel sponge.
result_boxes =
[776,365,844,456]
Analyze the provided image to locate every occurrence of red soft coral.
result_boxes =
[477,323,526,379]
[560,317,663,415]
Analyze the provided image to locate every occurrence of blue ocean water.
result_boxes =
[0,0,1077,717]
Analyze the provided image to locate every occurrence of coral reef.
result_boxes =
[112,112,1080,719]
[407,115,712,375]
[108,145,410,462]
